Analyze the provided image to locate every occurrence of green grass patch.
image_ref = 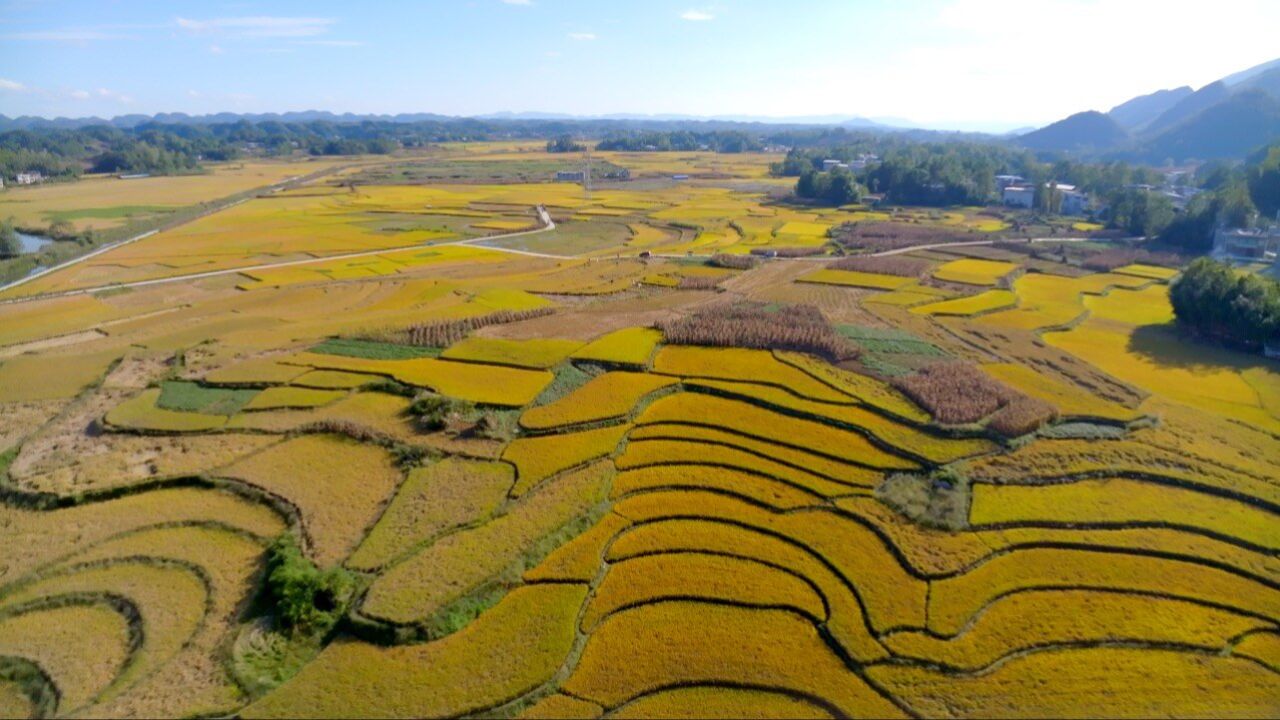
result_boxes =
[838,325,946,354]
[311,338,441,360]
[157,380,258,415]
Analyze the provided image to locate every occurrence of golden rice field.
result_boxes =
[0,144,1275,719]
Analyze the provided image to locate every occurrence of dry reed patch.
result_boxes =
[829,255,932,277]
[892,362,1018,425]
[656,301,857,362]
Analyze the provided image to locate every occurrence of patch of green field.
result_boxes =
[476,219,633,256]
[156,380,259,415]
[310,338,442,360]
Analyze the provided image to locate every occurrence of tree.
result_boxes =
[545,134,584,153]
[0,218,20,258]
[1106,188,1174,236]
[1246,143,1280,220]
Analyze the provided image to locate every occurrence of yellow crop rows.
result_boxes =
[4,144,1277,718]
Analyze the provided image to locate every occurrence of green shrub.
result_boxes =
[266,534,355,635]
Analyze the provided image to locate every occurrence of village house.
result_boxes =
[1213,227,1280,262]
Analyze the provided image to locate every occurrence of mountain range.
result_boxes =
[1017,57,1280,161]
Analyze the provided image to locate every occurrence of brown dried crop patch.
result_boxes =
[993,241,1184,271]
[892,360,1056,436]
[395,308,556,347]
[986,395,1059,437]
[750,246,827,258]
[676,276,724,291]
[832,222,971,252]
[708,254,757,270]
[829,256,932,277]
[657,301,859,362]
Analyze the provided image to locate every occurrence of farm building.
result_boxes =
[555,170,586,182]
[14,171,45,185]
[1213,227,1280,262]
[1002,184,1035,208]
[1002,182,1089,215]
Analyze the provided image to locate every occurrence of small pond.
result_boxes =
[16,231,53,254]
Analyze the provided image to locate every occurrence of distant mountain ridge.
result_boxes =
[1018,56,1280,161]
[1107,86,1192,130]
[1017,111,1130,153]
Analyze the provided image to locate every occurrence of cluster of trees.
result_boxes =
[545,135,584,153]
[1170,258,1280,350]
[0,218,20,258]
[1141,143,1279,252]
[595,130,760,153]
[795,168,861,205]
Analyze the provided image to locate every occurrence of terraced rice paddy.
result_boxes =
[0,143,1275,719]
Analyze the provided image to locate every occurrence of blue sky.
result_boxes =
[1,0,1278,130]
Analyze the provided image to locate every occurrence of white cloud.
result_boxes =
[294,39,363,47]
[94,88,133,104]
[69,89,91,99]
[501,0,534,5]
[569,32,596,41]
[187,89,201,98]
[680,9,714,21]
[5,29,122,41]
[209,44,225,54]
[175,16,335,38]
[0,78,26,92]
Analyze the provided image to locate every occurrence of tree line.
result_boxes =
[595,130,760,153]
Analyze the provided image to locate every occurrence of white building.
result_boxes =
[1002,185,1035,208]
[1213,228,1280,262]
[822,159,849,171]
[14,172,44,185]
[1059,185,1089,216]
[995,174,1025,190]
[1003,181,1089,215]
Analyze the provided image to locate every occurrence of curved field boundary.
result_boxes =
[581,550,831,630]
[604,682,844,720]
[0,655,59,718]
[0,592,143,715]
